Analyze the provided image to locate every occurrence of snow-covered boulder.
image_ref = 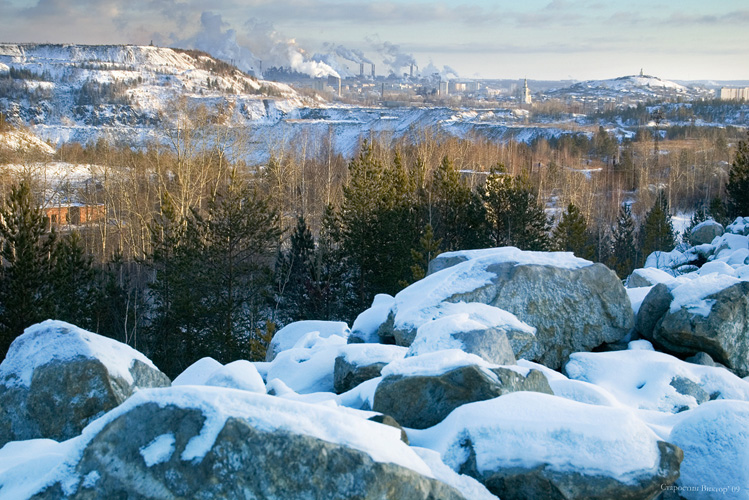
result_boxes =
[563,342,749,413]
[667,400,749,500]
[16,386,466,499]
[265,330,348,394]
[727,216,749,236]
[406,303,534,365]
[373,350,551,429]
[349,294,394,344]
[0,320,170,446]
[626,267,675,288]
[265,320,349,362]
[171,357,265,393]
[333,344,407,394]
[689,219,724,245]
[643,249,692,276]
[410,392,683,500]
[643,275,749,376]
[379,247,633,369]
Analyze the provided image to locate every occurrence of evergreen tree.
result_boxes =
[0,182,56,358]
[609,204,637,279]
[274,215,316,323]
[198,169,281,362]
[726,132,749,218]
[639,191,676,265]
[50,231,100,330]
[410,223,442,282]
[708,196,730,227]
[431,156,488,251]
[552,202,594,259]
[480,168,550,251]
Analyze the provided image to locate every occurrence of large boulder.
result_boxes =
[667,400,749,500]
[642,275,749,376]
[689,220,724,245]
[563,342,749,413]
[406,302,535,364]
[0,320,170,446]
[265,320,349,362]
[373,350,552,429]
[21,386,466,500]
[411,392,683,500]
[349,294,395,344]
[380,247,633,369]
[333,344,408,394]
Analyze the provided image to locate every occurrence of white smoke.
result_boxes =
[368,39,417,76]
[180,12,260,75]
[176,12,340,79]
[323,43,373,64]
[420,60,460,80]
[243,18,340,79]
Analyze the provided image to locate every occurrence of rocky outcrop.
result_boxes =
[30,387,465,500]
[0,321,170,446]
[646,280,749,377]
[635,283,674,338]
[332,344,407,394]
[412,392,683,500]
[373,364,552,429]
[690,220,724,245]
[381,248,634,370]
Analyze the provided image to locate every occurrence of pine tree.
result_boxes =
[198,169,281,362]
[552,203,594,259]
[410,223,442,282]
[50,231,100,330]
[639,191,676,265]
[274,215,316,323]
[480,168,550,251]
[0,182,56,358]
[726,132,749,218]
[431,156,488,251]
[609,204,637,279]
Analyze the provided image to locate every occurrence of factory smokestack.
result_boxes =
[371,63,375,78]
[360,62,364,77]
[410,63,413,78]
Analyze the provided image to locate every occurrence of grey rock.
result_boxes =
[651,281,749,377]
[669,376,709,410]
[384,261,634,370]
[452,328,518,365]
[334,356,387,394]
[636,283,674,339]
[31,402,464,500]
[0,357,170,446]
[373,365,552,429]
[471,441,682,500]
[685,351,718,367]
[689,220,724,245]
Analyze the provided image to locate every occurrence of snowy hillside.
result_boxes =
[549,73,713,101]
[0,43,307,146]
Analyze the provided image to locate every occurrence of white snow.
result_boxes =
[668,400,749,499]
[727,217,749,236]
[139,433,176,467]
[0,320,159,388]
[0,439,78,500]
[266,320,349,361]
[390,247,586,335]
[172,357,224,386]
[350,294,394,343]
[381,349,499,379]
[668,273,741,316]
[626,286,652,315]
[564,343,749,413]
[407,302,534,358]
[410,391,663,482]
[204,360,265,393]
[627,267,675,287]
[337,343,407,367]
[644,249,689,274]
[265,333,347,394]
[412,447,499,500]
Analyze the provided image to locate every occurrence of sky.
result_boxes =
[1,0,748,81]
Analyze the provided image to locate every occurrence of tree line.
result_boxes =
[1,111,748,376]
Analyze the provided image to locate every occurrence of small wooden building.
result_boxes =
[44,203,106,229]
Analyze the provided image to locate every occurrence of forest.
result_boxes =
[1,105,748,377]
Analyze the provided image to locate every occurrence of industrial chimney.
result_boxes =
[410,63,413,78]
[371,63,375,78]
[360,63,364,78]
